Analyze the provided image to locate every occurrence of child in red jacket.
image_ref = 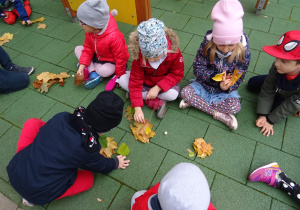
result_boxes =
[0,0,31,25]
[119,18,184,122]
[75,0,129,90]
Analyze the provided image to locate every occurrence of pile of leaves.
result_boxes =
[32,72,70,93]
[192,138,214,159]
[212,69,243,86]
[0,33,13,46]
[130,119,156,143]
[99,135,129,158]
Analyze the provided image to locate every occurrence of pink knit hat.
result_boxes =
[211,0,244,45]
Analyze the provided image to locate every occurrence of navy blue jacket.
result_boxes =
[6,112,118,206]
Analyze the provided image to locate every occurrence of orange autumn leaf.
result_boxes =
[130,119,156,143]
[229,69,243,86]
[99,137,118,158]
[193,138,214,159]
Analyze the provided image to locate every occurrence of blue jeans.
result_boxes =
[0,46,29,94]
[248,75,284,111]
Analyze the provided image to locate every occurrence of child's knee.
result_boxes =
[5,18,16,25]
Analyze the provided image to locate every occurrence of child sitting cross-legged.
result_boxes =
[119,18,184,123]
[179,0,251,130]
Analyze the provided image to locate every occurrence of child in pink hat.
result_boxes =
[180,0,251,130]
[248,30,300,137]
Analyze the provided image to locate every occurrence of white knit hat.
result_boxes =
[77,0,109,29]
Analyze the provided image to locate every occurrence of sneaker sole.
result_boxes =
[85,77,101,89]
[179,99,190,109]
[229,114,238,130]
[249,162,279,179]
[27,67,34,75]
[157,101,167,118]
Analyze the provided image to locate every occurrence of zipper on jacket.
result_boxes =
[275,88,281,93]
[94,34,100,60]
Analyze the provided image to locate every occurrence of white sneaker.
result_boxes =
[213,111,238,130]
[22,198,34,207]
[179,99,191,109]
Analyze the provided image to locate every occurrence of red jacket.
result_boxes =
[129,39,184,107]
[79,13,130,77]
[132,183,216,210]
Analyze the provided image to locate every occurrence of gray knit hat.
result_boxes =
[77,0,109,29]
[137,18,168,58]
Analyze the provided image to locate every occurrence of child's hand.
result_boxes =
[116,155,130,169]
[146,85,161,100]
[260,121,274,137]
[220,72,232,91]
[256,116,266,127]
[134,107,145,123]
[77,64,85,76]
[1,13,8,18]
[22,20,32,25]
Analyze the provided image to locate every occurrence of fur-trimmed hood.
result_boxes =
[129,26,180,60]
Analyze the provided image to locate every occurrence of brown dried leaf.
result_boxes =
[130,119,156,143]
[36,72,57,83]
[123,105,135,123]
[32,80,43,89]
[74,73,84,86]
[37,23,47,29]
[99,137,118,158]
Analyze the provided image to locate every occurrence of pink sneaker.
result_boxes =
[249,162,282,187]
[105,75,118,91]
[213,111,238,130]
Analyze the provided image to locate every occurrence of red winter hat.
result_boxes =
[263,30,300,60]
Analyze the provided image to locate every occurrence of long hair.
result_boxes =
[203,40,245,63]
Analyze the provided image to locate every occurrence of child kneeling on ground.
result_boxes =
[6,91,130,207]
[119,18,184,122]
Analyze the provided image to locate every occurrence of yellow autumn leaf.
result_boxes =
[212,72,225,81]
[37,23,47,29]
[99,137,118,158]
[229,69,243,86]
[130,119,156,143]
[3,33,13,40]
[31,17,46,23]
[193,138,214,159]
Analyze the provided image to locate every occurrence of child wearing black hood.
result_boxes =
[6,91,130,207]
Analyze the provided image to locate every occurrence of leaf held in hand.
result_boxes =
[99,137,118,158]
[117,143,130,156]
[74,73,84,86]
[229,69,243,86]
[130,119,156,143]
[212,72,225,81]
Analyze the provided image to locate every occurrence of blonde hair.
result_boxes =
[203,41,245,63]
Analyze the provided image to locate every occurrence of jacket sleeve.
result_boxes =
[14,0,29,21]
[81,152,118,174]
[129,59,145,107]
[79,34,94,66]
[110,32,129,77]
[229,49,251,92]
[268,93,300,124]
[156,51,184,92]
[256,63,277,115]
[193,40,215,83]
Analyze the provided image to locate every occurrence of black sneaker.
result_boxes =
[10,64,34,75]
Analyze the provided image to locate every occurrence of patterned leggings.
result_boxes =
[277,172,300,204]
[181,85,241,115]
